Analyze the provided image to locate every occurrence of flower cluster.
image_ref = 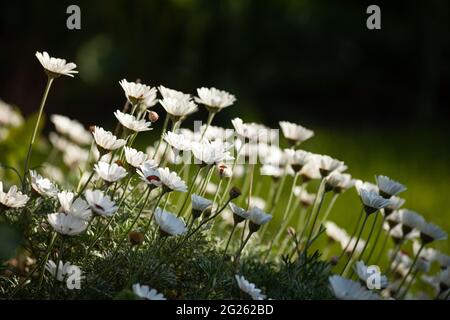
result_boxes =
[0,51,448,301]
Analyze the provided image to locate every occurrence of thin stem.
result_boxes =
[223,223,237,259]
[246,164,255,210]
[386,237,405,276]
[304,179,327,252]
[200,111,216,139]
[153,114,169,159]
[340,212,369,276]
[177,166,202,217]
[234,231,253,264]
[356,212,379,261]
[337,207,364,261]
[394,244,425,298]
[317,192,339,231]
[109,187,152,261]
[74,170,96,201]
[374,226,391,265]
[37,232,58,290]
[365,215,387,263]
[399,270,419,300]
[23,77,54,190]
[272,174,300,246]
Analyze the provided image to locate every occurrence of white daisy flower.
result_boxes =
[57,191,75,212]
[419,222,448,244]
[279,121,314,144]
[160,97,198,119]
[354,180,379,194]
[157,167,188,192]
[199,124,234,141]
[248,207,272,232]
[299,161,321,181]
[354,261,388,289]
[294,187,316,207]
[398,209,426,233]
[285,149,312,172]
[229,203,249,224]
[384,196,405,216]
[0,182,29,208]
[324,221,349,244]
[94,161,128,183]
[163,131,192,151]
[158,85,191,101]
[85,189,117,217]
[318,155,346,177]
[154,207,187,236]
[91,126,126,152]
[57,191,92,221]
[260,164,284,178]
[29,170,58,197]
[62,144,90,169]
[235,275,266,300]
[329,275,380,300]
[137,161,161,187]
[191,139,234,166]
[191,194,212,218]
[124,147,148,168]
[114,110,152,132]
[342,237,366,255]
[375,175,407,198]
[0,99,23,127]
[50,114,92,145]
[47,212,88,236]
[359,187,391,214]
[326,173,354,193]
[35,51,78,78]
[132,283,166,300]
[45,260,73,281]
[231,118,270,142]
[195,87,236,112]
[119,79,158,107]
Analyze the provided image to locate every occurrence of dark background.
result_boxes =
[0,0,449,250]
[1,0,449,129]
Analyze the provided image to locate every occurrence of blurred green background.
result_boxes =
[0,0,449,253]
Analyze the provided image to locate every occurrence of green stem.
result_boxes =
[365,215,387,263]
[337,207,364,261]
[153,114,169,159]
[394,244,425,298]
[23,77,54,190]
[109,187,152,261]
[223,223,237,259]
[303,178,327,252]
[340,212,369,275]
[317,192,339,231]
[177,166,202,217]
[200,111,216,139]
[234,231,253,264]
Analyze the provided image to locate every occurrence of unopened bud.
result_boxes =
[287,227,296,237]
[229,187,241,200]
[148,111,159,123]
[128,231,144,246]
[89,125,96,133]
[217,163,232,179]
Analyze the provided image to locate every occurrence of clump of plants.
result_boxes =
[0,51,449,300]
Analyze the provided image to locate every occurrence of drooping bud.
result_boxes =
[229,187,241,200]
[148,111,159,123]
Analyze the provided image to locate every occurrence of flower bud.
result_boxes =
[148,111,159,123]
[128,231,144,246]
[229,187,241,200]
